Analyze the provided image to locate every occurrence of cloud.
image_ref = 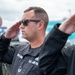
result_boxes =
[0,0,75,27]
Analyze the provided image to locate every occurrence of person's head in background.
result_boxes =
[0,17,2,27]
[20,6,49,45]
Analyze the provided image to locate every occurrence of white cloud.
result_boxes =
[0,0,75,27]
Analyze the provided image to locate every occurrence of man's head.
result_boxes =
[20,6,49,42]
[0,17,2,27]
[24,7,49,28]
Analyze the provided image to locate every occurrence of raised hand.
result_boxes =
[59,14,75,34]
[4,21,21,39]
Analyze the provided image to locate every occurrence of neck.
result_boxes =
[29,36,45,48]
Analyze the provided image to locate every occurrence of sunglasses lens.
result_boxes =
[23,20,29,26]
[20,20,29,26]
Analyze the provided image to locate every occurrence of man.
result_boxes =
[0,16,3,75]
[0,6,74,75]
[0,7,49,75]
[39,14,75,75]
[0,16,2,27]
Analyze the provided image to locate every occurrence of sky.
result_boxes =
[0,0,75,27]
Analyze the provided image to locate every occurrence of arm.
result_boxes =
[39,14,75,75]
[0,22,21,64]
[0,34,14,64]
[39,24,69,75]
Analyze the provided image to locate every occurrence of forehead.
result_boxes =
[22,10,35,20]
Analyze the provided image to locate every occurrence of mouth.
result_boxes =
[22,31,25,35]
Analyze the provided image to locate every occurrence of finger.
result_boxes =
[13,21,21,27]
[9,21,21,30]
[68,14,75,21]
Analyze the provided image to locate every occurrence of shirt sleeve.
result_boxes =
[0,34,17,64]
[39,23,70,75]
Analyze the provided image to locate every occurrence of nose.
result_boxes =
[19,23,25,29]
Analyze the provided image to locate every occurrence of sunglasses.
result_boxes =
[20,19,41,26]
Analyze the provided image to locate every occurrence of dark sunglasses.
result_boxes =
[20,19,41,26]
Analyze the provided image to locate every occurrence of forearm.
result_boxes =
[0,34,11,56]
[0,34,11,62]
[0,34,16,64]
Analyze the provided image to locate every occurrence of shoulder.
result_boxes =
[18,42,30,52]
[19,42,30,47]
[11,42,30,54]
[13,42,30,48]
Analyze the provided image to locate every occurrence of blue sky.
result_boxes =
[0,0,75,27]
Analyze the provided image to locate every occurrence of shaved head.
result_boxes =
[0,17,2,27]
